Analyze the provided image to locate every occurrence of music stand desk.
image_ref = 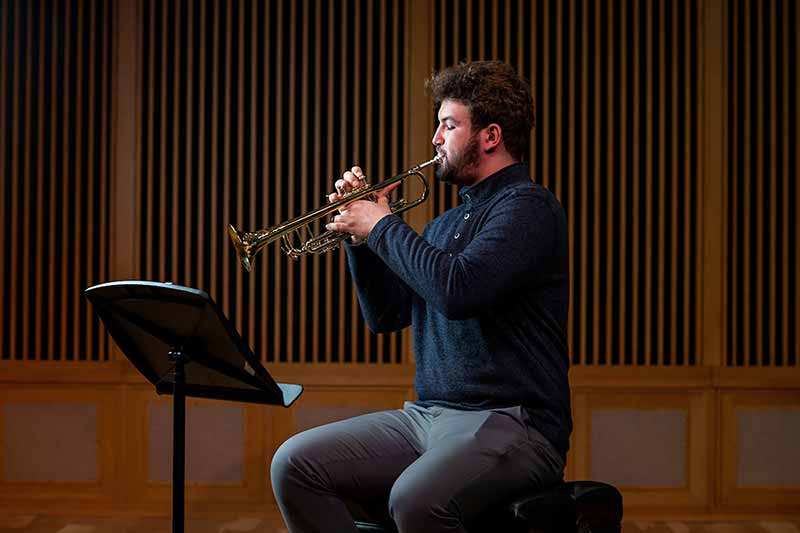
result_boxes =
[86,281,302,533]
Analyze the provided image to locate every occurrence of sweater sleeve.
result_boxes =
[344,239,413,333]
[366,190,560,320]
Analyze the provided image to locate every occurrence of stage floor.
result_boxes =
[1,515,799,533]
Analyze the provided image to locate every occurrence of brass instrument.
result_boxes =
[228,154,441,271]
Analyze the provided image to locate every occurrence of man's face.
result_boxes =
[431,99,482,185]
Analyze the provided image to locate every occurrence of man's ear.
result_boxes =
[482,123,502,153]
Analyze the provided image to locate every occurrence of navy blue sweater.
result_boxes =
[345,163,572,459]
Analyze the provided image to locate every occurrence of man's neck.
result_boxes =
[463,152,519,187]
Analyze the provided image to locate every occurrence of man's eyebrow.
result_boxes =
[438,115,458,123]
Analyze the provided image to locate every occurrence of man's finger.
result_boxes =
[344,174,361,189]
[375,181,402,199]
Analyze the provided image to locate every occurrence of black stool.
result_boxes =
[354,480,623,533]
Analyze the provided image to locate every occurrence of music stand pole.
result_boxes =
[170,348,188,533]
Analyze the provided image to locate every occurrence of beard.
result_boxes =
[435,134,482,185]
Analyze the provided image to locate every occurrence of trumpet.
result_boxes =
[228,154,442,271]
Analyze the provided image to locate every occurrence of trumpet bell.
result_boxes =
[228,224,254,272]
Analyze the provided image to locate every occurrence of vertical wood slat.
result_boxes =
[261,0,271,362]
[376,0,386,363]
[742,0,751,365]
[605,0,614,362]
[197,0,207,303]
[9,1,21,358]
[491,0,498,58]
[100,0,110,359]
[656,0,666,365]
[0,0,5,357]
[221,0,232,332]
[619,0,627,363]
[363,0,373,361]
[555,0,563,203]
[591,0,600,362]
[336,0,346,361]
[185,0,194,289]
[145,0,155,282]
[436,0,445,218]
[173,0,182,286]
[644,0,653,365]
[274,0,284,361]
[47,1,58,357]
[312,0,321,363]
[84,0,96,359]
[324,0,334,362]
[782,0,790,362]
[631,0,640,363]
[210,0,220,302]
[529,0,537,185]
[541,0,550,192]
[391,0,401,363]
[450,1,459,214]
[755,0,764,366]
[158,0,168,284]
[768,0,776,364]
[22,0,33,360]
[669,0,679,365]
[578,0,588,364]
[683,0,692,361]
[59,0,71,358]
[786,0,800,364]
[786,0,800,359]
[729,0,738,365]
[236,0,246,344]
[2,2,17,357]
[286,0,297,361]
[350,0,361,362]
[564,0,577,358]
[35,1,47,359]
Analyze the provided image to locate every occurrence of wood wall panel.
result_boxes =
[719,391,800,511]
[725,0,798,367]
[0,385,119,506]
[0,0,114,362]
[572,390,712,509]
[428,0,701,367]
[1,0,799,519]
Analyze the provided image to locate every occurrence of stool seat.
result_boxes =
[354,480,622,533]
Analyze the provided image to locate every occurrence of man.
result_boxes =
[271,61,572,533]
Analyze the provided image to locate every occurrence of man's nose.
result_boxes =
[431,127,443,147]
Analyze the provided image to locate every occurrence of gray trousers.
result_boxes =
[270,402,565,533]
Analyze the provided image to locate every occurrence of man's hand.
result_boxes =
[327,166,400,244]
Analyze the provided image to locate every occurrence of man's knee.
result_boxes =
[270,433,319,499]
[388,477,460,531]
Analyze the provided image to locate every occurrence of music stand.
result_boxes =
[85,281,302,533]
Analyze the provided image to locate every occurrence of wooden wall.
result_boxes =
[0,0,798,520]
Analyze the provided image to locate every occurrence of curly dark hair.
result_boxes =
[426,61,535,161]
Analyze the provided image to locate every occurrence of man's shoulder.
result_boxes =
[497,178,562,209]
